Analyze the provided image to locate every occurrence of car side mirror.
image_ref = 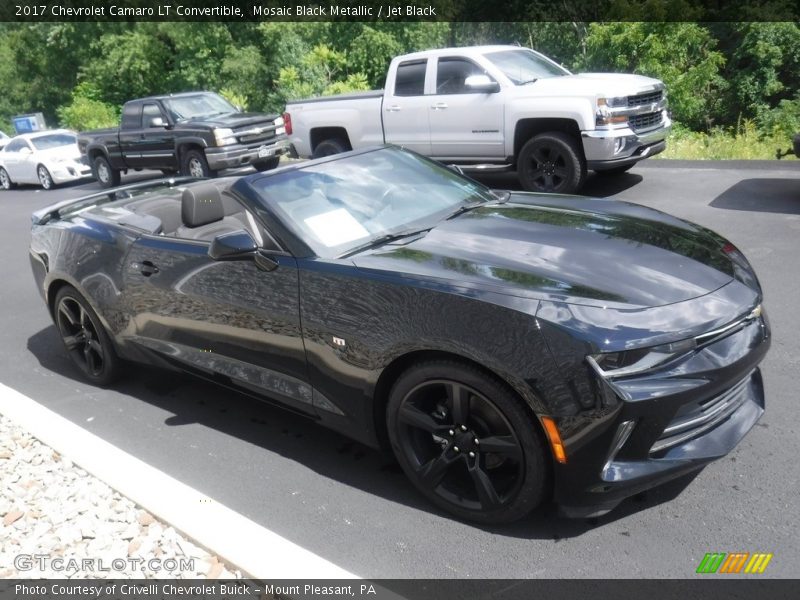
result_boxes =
[208,230,258,260]
[149,117,167,128]
[208,229,280,272]
[465,75,500,93]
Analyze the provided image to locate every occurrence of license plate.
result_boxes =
[257,145,272,158]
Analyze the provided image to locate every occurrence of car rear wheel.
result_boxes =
[37,165,55,190]
[92,155,121,188]
[312,138,350,159]
[182,149,217,178]
[517,132,586,194]
[387,360,549,524]
[252,156,281,171]
[54,286,121,386]
[0,167,14,190]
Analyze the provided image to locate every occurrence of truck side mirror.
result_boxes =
[149,117,167,128]
[465,75,500,94]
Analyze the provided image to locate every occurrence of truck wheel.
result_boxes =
[595,164,634,176]
[92,155,121,189]
[517,132,586,194]
[252,156,281,171]
[312,138,350,159]
[182,149,217,178]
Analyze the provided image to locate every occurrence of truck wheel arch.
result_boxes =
[513,118,583,161]
[310,128,352,157]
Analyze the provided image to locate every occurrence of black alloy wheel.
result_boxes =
[388,361,549,524]
[54,286,120,385]
[517,132,585,194]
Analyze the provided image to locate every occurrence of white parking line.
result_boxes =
[0,382,357,579]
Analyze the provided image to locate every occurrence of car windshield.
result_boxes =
[29,133,76,151]
[161,93,237,121]
[249,147,496,258]
[483,49,570,84]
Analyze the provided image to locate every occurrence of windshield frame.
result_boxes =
[241,146,498,259]
[483,48,571,85]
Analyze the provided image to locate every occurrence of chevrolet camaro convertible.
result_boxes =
[30,146,770,523]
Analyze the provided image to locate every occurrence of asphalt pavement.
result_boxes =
[0,160,798,578]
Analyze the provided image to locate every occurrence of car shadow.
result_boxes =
[471,171,644,198]
[711,178,800,214]
[28,324,700,540]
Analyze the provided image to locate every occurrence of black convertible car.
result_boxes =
[29,146,770,523]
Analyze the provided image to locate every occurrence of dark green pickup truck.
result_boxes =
[78,91,290,188]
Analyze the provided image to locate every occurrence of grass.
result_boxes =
[656,121,797,160]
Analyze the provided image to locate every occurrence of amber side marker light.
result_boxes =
[541,417,567,464]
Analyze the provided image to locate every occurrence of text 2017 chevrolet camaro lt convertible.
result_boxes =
[30,146,770,523]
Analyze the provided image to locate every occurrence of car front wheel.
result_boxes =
[54,285,121,386]
[37,165,55,190]
[387,360,549,524]
[517,132,586,194]
[182,149,217,178]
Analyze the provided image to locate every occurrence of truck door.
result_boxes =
[382,58,432,155]
[428,57,505,159]
[117,102,143,169]
[120,102,177,170]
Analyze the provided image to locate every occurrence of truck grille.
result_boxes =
[628,90,663,107]
[650,373,753,454]
[234,123,277,145]
[629,111,663,131]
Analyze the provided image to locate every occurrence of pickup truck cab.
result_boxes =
[285,46,671,194]
[79,91,290,188]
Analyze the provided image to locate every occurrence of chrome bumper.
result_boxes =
[205,138,291,171]
[582,115,672,170]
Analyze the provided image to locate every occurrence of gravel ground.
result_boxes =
[0,415,242,579]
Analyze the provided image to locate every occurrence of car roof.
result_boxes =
[127,91,220,103]
[395,45,526,62]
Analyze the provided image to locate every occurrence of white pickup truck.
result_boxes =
[284,45,672,194]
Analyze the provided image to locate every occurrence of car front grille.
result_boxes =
[650,373,753,454]
[628,90,663,107]
[629,111,663,131]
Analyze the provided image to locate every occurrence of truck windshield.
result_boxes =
[161,93,237,122]
[484,49,570,84]
[248,147,496,258]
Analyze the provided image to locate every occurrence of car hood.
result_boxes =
[175,112,280,129]
[354,194,736,309]
[519,73,663,98]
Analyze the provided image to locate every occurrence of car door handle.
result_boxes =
[385,105,402,112]
[139,261,159,277]
[431,103,448,110]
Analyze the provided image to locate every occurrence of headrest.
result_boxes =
[181,184,224,228]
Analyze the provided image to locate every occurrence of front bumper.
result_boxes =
[50,160,93,184]
[582,115,671,171]
[205,137,291,171]
[554,308,770,518]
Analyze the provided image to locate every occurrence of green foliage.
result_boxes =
[275,44,369,103]
[658,119,796,160]
[56,84,119,131]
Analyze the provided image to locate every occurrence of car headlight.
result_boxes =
[214,128,237,146]
[587,338,697,378]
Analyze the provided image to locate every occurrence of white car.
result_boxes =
[0,129,92,190]
[0,131,8,151]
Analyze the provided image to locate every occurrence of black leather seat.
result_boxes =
[174,183,246,241]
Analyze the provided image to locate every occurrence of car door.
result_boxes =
[428,57,505,159]
[382,58,433,155]
[120,208,315,415]
[3,138,35,182]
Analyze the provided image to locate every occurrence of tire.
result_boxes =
[517,132,586,194]
[252,156,281,172]
[53,285,121,386]
[0,167,14,190]
[37,165,55,190]
[312,138,350,159]
[92,155,121,188]
[386,360,549,524]
[181,149,217,178]
[594,164,635,176]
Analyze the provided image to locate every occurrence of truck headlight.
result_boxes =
[587,338,696,378]
[214,128,237,146]
[598,96,628,108]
